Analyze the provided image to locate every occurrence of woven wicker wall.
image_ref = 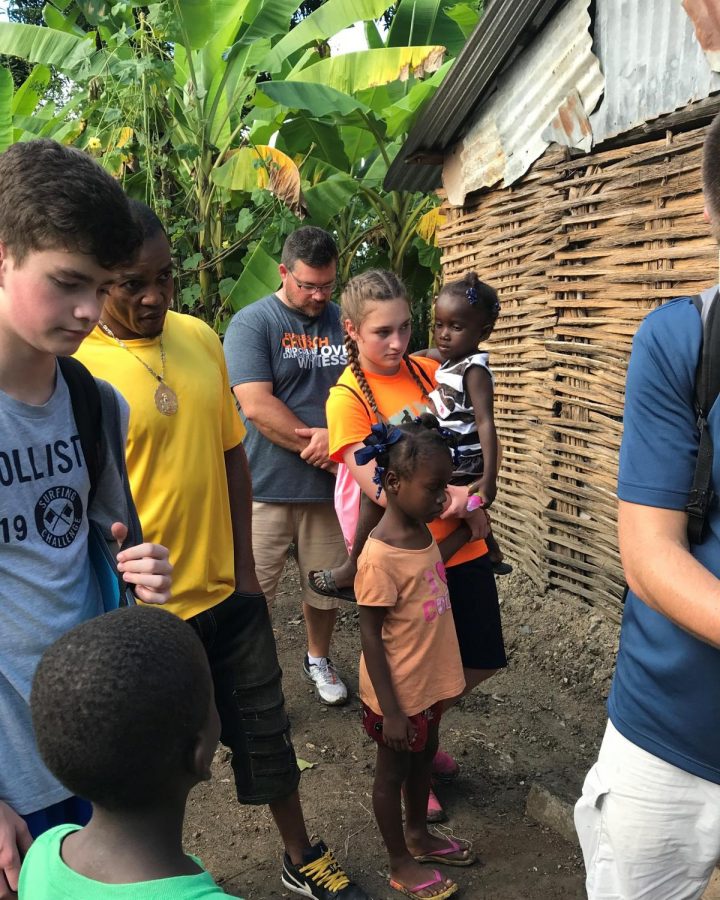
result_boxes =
[438,125,717,617]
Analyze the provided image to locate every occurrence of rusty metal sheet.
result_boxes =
[444,0,603,205]
[541,89,593,151]
[590,0,720,143]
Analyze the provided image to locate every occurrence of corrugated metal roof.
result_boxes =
[383,0,568,194]
[590,0,720,143]
[386,0,720,196]
[444,0,603,205]
[541,88,593,151]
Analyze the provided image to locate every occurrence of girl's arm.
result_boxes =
[411,347,442,362]
[360,606,415,751]
[437,522,472,562]
[342,443,388,507]
[464,365,498,506]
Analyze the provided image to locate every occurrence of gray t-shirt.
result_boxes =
[0,367,133,815]
[224,294,347,502]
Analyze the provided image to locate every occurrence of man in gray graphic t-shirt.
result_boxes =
[224,227,349,706]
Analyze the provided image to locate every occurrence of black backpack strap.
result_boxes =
[57,357,102,505]
[332,382,378,424]
[686,291,720,544]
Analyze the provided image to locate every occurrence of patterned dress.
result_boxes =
[429,351,493,483]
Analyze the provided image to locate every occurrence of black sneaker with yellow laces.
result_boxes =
[281,841,370,899]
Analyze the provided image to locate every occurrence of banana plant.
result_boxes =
[0,0,482,326]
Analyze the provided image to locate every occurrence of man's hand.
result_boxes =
[112,523,173,605]
[0,801,32,899]
[382,711,416,752]
[295,427,331,468]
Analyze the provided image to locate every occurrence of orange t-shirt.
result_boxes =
[356,535,465,716]
[326,356,487,565]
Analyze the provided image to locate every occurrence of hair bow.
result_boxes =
[438,427,462,466]
[466,286,478,305]
[355,423,404,499]
[354,422,404,467]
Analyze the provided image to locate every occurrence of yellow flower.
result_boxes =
[87,137,102,153]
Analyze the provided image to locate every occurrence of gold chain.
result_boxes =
[98,320,167,385]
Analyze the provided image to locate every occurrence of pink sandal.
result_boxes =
[389,868,458,898]
[414,836,476,867]
[431,749,459,782]
[426,784,447,823]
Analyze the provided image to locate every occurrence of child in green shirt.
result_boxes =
[19,605,234,899]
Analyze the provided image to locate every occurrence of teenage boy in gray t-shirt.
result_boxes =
[0,139,172,897]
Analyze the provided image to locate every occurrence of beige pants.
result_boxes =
[252,501,348,611]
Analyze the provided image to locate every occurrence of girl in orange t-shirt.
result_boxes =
[354,415,474,900]
[312,269,507,822]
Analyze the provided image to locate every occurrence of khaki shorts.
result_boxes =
[252,501,348,611]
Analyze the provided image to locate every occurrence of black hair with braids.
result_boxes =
[354,414,455,496]
[341,269,430,419]
[438,272,500,337]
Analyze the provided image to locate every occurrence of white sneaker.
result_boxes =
[302,655,348,706]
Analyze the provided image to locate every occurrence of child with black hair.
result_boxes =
[20,605,228,899]
[319,269,507,823]
[426,272,511,575]
[355,414,477,900]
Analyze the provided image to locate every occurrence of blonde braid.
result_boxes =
[344,332,381,419]
[403,352,430,403]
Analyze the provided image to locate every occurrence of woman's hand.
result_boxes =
[440,484,470,520]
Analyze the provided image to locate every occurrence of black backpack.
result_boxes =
[57,356,134,608]
[684,291,720,545]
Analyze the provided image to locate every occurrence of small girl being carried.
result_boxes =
[354,415,476,900]
[424,272,511,575]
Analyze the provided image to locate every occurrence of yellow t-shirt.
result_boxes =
[356,535,465,716]
[76,311,245,619]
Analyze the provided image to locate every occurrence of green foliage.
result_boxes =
[0,0,481,328]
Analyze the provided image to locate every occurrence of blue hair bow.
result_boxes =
[354,422,404,467]
[440,428,462,466]
[354,423,404,499]
[412,417,461,466]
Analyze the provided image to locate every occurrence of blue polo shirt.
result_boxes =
[609,291,720,783]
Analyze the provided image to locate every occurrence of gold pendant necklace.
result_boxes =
[98,321,178,416]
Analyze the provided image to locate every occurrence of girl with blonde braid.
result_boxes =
[309,270,507,823]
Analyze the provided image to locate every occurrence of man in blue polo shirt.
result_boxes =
[575,114,720,899]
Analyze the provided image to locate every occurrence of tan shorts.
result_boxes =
[252,501,348,611]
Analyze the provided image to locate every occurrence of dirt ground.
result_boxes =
[184,559,621,900]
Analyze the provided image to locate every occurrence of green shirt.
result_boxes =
[19,824,231,899]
